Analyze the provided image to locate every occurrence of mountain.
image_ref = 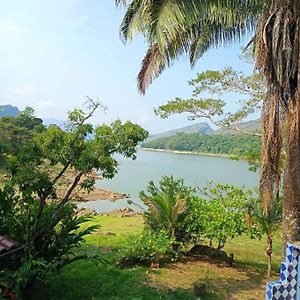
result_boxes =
[147,123,213,142]
[147,119,260,142]
[213,119,261,135]
[0,105,20,118]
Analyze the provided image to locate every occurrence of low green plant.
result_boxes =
[118,229,177,266]
[0,186,99,298]
[139,176,195,240]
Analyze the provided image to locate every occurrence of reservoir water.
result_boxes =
[77,149,259,212]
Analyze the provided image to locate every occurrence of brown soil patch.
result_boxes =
[146,257,270,299]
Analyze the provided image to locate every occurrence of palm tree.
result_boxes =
[253,197,282,277]
[139,176,195,239]
[116,1,300,244]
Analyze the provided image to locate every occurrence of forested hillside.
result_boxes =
[141,133,261,157]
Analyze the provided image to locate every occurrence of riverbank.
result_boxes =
[53,167,129,202]
[140,147,234,159]
[76,206,141,217]
[77,188,128,202]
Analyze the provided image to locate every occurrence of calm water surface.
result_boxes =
[77,149,258,212]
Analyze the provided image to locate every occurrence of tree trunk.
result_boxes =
[281,0,300,248]
[283,92,300,243]
[267,235,273,278]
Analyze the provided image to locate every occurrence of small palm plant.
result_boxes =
[139,176,195,240]
[252,197,282,277]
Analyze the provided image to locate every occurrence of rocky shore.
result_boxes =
[76,206,142,217]
[52,167,129,202]
[77,188,129,202]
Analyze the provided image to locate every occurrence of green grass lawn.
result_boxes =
[33,215,282,300]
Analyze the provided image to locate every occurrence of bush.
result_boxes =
[179,183,255,249]
[0,185,99,298]
[118,229,177,266]
[139,176,195,239]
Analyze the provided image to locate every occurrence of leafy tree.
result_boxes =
[181,183,255,249]
[139,176,195,240]
[116,0,300,244]
[0,107,46,168]
[14,106,44,132]
[155,67,264,137]
[0,99,148,296]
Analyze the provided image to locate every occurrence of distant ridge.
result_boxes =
[213,119,261,135]
[147,123,213,142]
[148,119,260,142]
[0,104,20,118]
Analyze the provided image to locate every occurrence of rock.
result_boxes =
[108,207,140,218]
[75,208,97,216]
[188,245,229,262]
[193,281,207,297]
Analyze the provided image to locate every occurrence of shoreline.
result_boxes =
[77,188,129,202]
[54,168,129,203]
[139,147,233,159]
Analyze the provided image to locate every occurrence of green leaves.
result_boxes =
[117,0,264,93]
[140,176,195,236]
[0,100,148,296]
[0,107,46,168]
[155,66,265,132]
[118,229,176,264]
[180,182,255,249]
[252,197,282,236]
[155,97,225,120]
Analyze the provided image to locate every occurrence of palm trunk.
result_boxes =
[267,235,273,278]
[283,93,300,243]
[283,6,300,244]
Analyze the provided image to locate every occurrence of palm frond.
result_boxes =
[171,198,187,225]
[138,44,166,94]
[132,0,263,93]
[115,0,129,7]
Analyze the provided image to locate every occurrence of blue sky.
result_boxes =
[0,0,255,134]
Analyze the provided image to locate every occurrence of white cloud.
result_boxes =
[3,84,35,101]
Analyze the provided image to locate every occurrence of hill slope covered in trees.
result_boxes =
[142,133,260,158]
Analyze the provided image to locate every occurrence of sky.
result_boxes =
[0,0,256,134]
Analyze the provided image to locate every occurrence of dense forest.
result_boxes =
[0,107,46,167]
[142,132,261,157]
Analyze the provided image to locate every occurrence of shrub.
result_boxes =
[139,176,195,239]
[0,185,99,298]
[179,183,255,249]
[118,229,177,266]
